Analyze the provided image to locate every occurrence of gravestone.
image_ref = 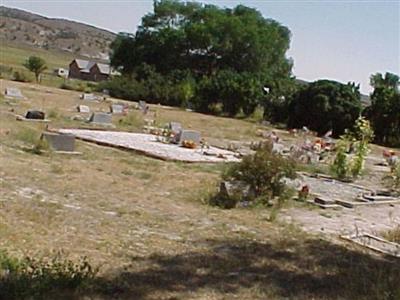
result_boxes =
[25,110,45,120]
[5,87,24,99]
[178,130,201,146]
[110,104,124,114]
[77,105,90,113]
[80,93,97,101]
[169,122,182,134]
[41,132,75,152]
[138,100,147,111]
[89,112,112,125]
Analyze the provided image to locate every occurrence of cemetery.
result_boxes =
[0,79,399,299]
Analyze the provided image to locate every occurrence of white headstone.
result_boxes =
[5,87,24,99]
[138,100,147,111]
[81,93,97,101]
[110,104,124,114]
[77,105,90,113]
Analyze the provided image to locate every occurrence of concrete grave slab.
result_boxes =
[341,234,400,258]
[41,132,76,152]
[77,105,90,113]
[58,129,239,163]
[5,87,24,99]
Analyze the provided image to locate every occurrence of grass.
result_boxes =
[382,226,400,243]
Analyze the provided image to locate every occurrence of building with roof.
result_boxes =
[68,59,118,82]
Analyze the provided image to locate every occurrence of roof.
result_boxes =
[94,63,111,75]
[74,59,90,69]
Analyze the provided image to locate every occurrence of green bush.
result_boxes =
[12,71,30,83]
[221,142,297,206]
[0,250,98,299]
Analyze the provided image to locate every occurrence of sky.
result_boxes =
[2,0,399,94]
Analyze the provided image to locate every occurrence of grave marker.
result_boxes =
[169,122,182,134]
[77,105,90,113]
[42,132,75,152]
[178,130,201,146]
[89,112,112,125]
[80,93,98,101]
[138,100,147,111]
[5,87,24,99]
[110,104,124,114]
[25,110,45,120]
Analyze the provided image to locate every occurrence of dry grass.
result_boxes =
[383,226,400,243]
[1,79,399,299]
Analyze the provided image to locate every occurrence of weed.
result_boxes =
[0,250,98,299]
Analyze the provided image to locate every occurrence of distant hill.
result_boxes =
[0,6,116,60]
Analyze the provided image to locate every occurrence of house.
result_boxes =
[68,59,118,82]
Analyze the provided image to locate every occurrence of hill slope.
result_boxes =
[0,6,116,60]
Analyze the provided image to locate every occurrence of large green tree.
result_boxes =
[23,56,47,83]
[366,72,400,146]
[287,80,362,136]
[109,0,293,115]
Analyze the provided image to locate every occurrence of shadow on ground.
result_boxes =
[94,237,400,300]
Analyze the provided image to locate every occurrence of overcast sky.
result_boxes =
[3,0,399,94]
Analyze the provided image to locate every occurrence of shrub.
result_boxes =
[331,117,374,180]
[0,250,98,299]
[12,71,30,82]
[221,142,297,206]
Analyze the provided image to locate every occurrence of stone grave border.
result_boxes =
[341,234,400,258]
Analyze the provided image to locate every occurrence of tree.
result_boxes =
[109,0,294,115]
[23,56,47,83]
[365,72,400,146]
[287,80,362,136]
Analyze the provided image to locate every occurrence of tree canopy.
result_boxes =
[366,72,400,146]
[287,80,362,136]
[109,0,293,116]
[23,56,47,83]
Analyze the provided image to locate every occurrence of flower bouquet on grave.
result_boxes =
[182,139,197,149]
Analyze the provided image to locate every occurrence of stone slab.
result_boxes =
[77,105,90,113]
[110,104,124,114]
[5,87,24,99]
[88,112,112,125]
[58,129,239,163]
[42,132,75,152]
[178,130,201,145]
[25,110,45,120]
[81,93,98,101]
[341,234,400,257]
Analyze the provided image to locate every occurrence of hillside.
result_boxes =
[0,6,116,60]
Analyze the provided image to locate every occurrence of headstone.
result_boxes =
[138,100,147,111]
[177,130,201,146]
[110,104,124,114]
[89,112,112,125]
[41,132,75,152]
[25,110,45,120]
[77,105,90,113]
[80,93,97,101]
[169,122,182,134]
[5,87,24,99]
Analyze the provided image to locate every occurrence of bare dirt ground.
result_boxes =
[1,79,399,299]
